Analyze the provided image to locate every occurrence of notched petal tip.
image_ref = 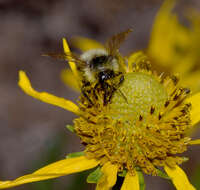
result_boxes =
[18,70,37,96]
[18,70,30,87]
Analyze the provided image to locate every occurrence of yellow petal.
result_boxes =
[62,38,79,80]
[121,171,139,190]
[164,165,196,190]
[189,139,200,145]
[148,0,189,70]
[0,156,99,189]
[61,69,80,92]
[72,36,104,52]
[96,162,118,190]
[18,70,80,115]
[186,92,200,126]
[148,0,175,66]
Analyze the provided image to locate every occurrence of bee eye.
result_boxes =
[90,56,108,68]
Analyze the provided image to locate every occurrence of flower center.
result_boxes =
[75,70,191,175]
[109,72,168,122]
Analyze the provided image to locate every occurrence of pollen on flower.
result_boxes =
[74,60,192,176]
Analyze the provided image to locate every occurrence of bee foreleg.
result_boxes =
[82,90,93,106]
[102,82,113,105]
[93,83,100,100]
[81,84,94,106]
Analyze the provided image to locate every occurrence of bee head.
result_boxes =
[80,49,119,72]
[79,49,121,83]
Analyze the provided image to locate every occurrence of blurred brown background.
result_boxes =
[0,0,200,189]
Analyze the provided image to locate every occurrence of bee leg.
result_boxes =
[113,75,127,103]
[103,92,108,105]
[118,89,128,103]
[107,87,115,103]
[81,83,94,106]
[93,83,99,100]
[82,90,93,106]
[103,82,113,105]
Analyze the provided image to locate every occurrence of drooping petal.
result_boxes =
[189,139,200,145]
[18,71,80,115]
[61,69,80,92]
[0,156,99,189]
[71,36,104,52]
[96,162,118,190]
[186,92,200,126]
[62,38,79,80]
[164,165,196,190]
[121,171,139,190]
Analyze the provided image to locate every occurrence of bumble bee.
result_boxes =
[46,29,132,105]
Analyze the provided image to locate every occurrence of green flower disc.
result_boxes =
[109,72,168,121]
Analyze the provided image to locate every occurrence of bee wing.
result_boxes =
[43,52,86,68]
[105,29,133,56]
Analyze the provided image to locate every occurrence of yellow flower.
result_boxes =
[148,0,200,93]
[0,36,200,190]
